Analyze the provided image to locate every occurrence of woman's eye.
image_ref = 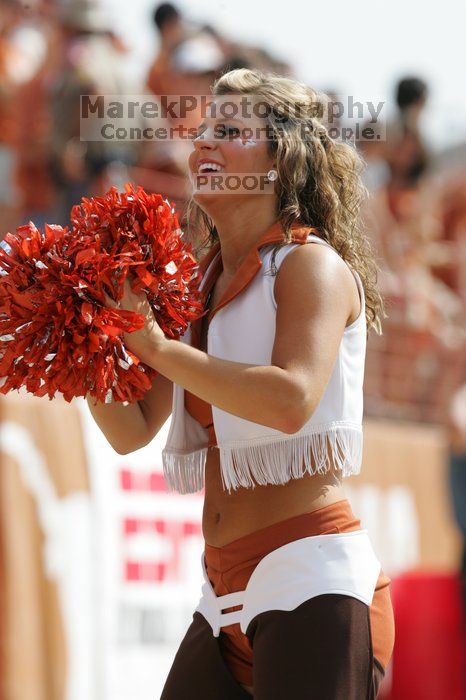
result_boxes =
[192,124,241,140]
[215,124,241,139]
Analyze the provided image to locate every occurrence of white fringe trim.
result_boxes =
[219,425,362,493]
[162,447,207,494]
[162,425,362,495]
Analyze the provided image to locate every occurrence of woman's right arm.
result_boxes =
[86,372,173,454]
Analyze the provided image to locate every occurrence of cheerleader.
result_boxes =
[92,68,395,698]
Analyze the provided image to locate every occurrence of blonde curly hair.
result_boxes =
[185,67,387,336]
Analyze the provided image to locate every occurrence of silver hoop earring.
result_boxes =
[266,169,278,181]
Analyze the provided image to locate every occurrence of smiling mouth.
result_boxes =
[196,164,225,174]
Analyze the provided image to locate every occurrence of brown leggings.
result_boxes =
[160,599,385,699]
[160,499,394,699]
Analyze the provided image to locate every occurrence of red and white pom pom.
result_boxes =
[0,183,204,404]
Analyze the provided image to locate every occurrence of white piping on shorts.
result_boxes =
[195,529,382,636]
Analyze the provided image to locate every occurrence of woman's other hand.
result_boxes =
[102,275,166,364]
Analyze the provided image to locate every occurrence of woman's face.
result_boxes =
[188,94,276,212]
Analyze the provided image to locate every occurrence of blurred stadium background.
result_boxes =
[1,0,466,698]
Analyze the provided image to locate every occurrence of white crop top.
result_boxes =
[162,233,367,494]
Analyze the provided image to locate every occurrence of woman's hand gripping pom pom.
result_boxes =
[0,184,204,404]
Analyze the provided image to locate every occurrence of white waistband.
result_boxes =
[195,529,381,636]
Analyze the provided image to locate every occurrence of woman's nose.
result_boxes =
[193,128,218,148]
[193,134,216,151]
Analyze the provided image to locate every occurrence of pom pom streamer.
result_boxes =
[0,184,204,403]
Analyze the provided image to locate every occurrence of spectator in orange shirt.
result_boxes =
[146,3,188,99]
[383,76,431,222]
[386,76,430,188]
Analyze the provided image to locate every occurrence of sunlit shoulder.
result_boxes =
[273,241,358,330]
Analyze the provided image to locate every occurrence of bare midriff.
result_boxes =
[202,444,348,546]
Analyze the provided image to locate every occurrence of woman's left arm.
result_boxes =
[115,245,356,434]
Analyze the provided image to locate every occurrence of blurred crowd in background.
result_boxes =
[0,0,294,231]
[1,0,466,650]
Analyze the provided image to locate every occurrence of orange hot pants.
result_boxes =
[203,498,395,688]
